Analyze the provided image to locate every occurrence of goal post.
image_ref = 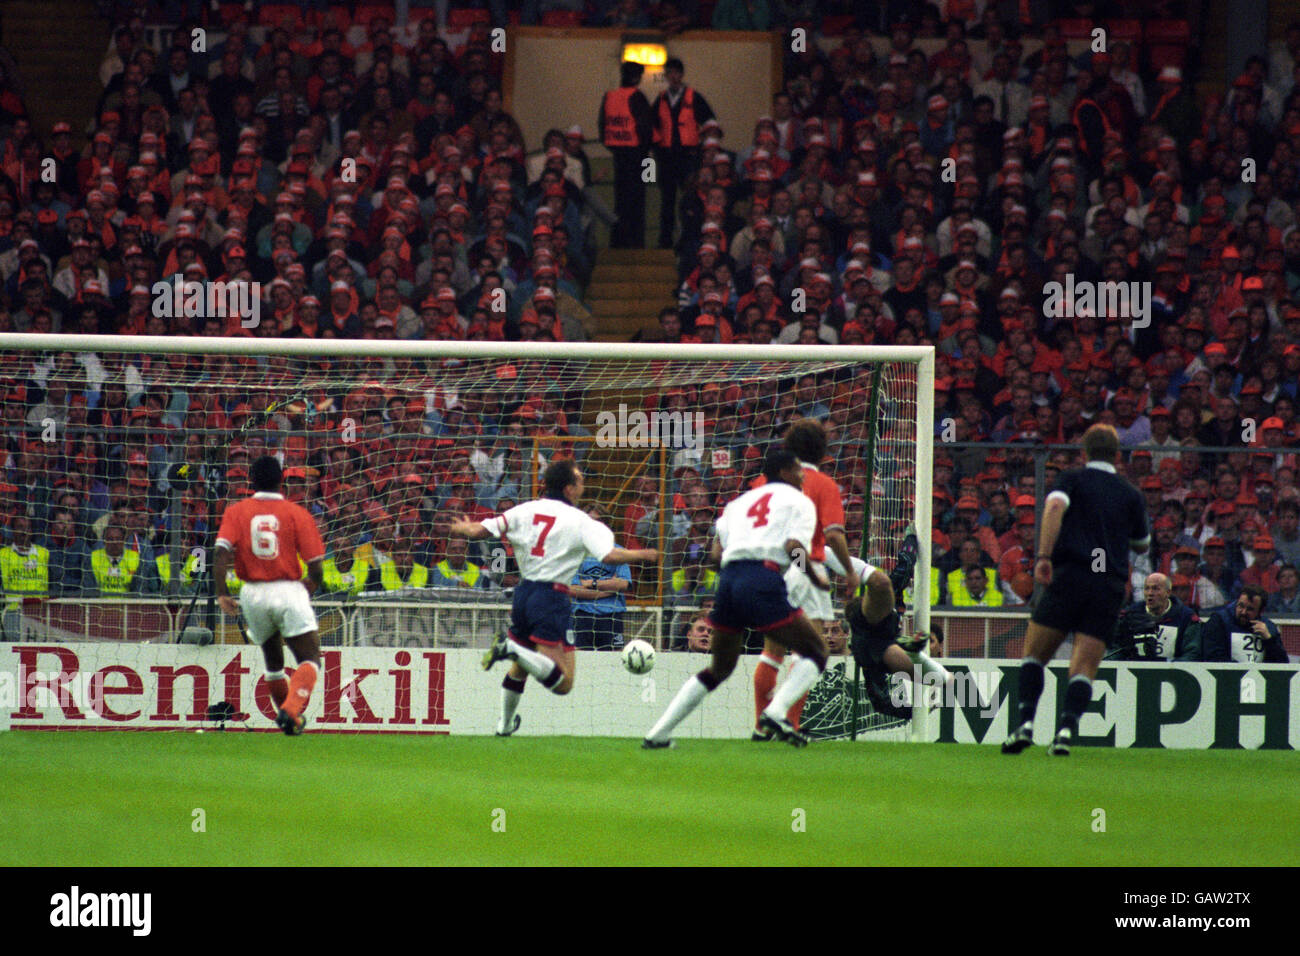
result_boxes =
[0,334,932,737]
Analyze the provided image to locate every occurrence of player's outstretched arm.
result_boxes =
[825,527,860,599]
[601,547,660,565]
[450,518,493,540]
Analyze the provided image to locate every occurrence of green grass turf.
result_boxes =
[2,732,1296,866]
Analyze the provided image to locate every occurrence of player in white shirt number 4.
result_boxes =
[643,448,833,748]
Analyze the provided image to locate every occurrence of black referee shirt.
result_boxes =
[1047,461,1149,585]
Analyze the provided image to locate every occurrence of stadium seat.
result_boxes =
[1105,19,1143,42]
[448,8,491,29]
[1104,19,1142,68]
[1147,43,1188,72]
[316,8,351,31]
[215,3,247,27]
[1145,20,1191,72]
[257,4,306,29]
[540,11,585,27]
[1144,19,1192,44]
[820,15,855,37]
[354,3,397,28]
[1054,19,1094,40]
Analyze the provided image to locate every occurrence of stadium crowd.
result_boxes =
[1,1,1300,648]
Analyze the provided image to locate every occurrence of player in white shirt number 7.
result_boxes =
[450,459,658,735]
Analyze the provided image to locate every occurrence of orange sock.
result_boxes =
[753,650,785,728]
[268,674,290,709]
[282,661,318,719]
[788,693,808,730]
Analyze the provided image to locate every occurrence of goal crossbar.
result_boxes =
[0,334,936,366]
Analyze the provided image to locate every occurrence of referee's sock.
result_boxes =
[1057,675,1093,736]
[1016,657,1046,728]
[506,638,563,690]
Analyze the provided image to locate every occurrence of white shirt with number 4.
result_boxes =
[480,498,615,584]
[716,483,816,569]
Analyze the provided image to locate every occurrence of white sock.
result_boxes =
[757,653,782,671]
[765,658,822,719]
[913,651,950,683]
[506,638,558,683]
[499,682,523,734]
[645,675,708,742]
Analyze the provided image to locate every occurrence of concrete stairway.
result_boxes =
[1,0,109,145]
[587,248,679,342]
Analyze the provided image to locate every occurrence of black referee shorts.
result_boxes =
[1032,565,1126,643]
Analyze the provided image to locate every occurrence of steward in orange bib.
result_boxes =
[650,57,716,250]
[599,60,653,249]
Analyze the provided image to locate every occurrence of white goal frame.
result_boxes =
[0,334,934,637]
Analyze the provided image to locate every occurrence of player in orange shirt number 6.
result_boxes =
[214,456,327,736]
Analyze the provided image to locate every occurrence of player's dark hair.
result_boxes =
[784,418,826,464]
[250,455,282,492]
[1081,423,1120,462]
[542,457,579,500]
[763,447,800,482]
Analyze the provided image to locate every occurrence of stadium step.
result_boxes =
[590,264,680,282]
[1,0,108,145]
[595,299,678,317]
[587,248,679,340]
[587,280,677,299]
[598,248,677,265]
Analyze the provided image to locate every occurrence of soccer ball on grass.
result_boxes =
[621,639,656,675]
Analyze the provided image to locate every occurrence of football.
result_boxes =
[621,639,656,675]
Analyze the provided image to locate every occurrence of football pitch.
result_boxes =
[2,732,1295,867]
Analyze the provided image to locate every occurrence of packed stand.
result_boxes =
[3,2,1300,660]
[0,2,637,618]
[610,8,1298,637]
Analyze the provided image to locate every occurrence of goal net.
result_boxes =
[0,335,932,736]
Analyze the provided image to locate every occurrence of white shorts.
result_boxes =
[239,580,318,645]
[785,561,834,621]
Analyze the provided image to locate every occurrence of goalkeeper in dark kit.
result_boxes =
[1109,571,1200,662]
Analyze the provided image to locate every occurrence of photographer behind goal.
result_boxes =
[1109,571,1200,661]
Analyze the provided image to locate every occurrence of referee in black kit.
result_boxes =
[1002,424,1150,756]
